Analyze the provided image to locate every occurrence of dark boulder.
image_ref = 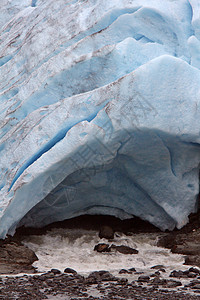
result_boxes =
[166,280,182,288]
[170,269,197,278]
[50,269,61,275]
[99,226,114,240]
[94,243,110,252]
[138,275,150,282]
[189,267,200,274]
[172,244,200,256]
[119,269,132,274]
[129,267,136,272]
[0,240,38,274]
[111,244,138,254]
[64,268,77,275]
[86,270,117,284]
[150,277,167,285]
[0,242,38,265]
[151,265,165,270]
[185,255,200,267]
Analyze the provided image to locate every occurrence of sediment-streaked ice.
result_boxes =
[0,0,200,238]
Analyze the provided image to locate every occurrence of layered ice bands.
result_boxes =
[0,0,200,238]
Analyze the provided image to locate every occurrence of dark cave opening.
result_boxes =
[15,214,160,238]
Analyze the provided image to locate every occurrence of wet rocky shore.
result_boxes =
[1,212,200,299]
[157,210,200,267]
[2,267,200,299]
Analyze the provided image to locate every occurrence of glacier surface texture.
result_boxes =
[0,0,200,238]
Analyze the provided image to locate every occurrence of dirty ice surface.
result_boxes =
[0,0,200,238]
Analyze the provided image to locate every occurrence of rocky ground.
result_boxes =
[1,267,200,299]
[157,210,200,267]
[1,212,200,299]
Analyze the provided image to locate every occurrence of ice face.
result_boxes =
[0,0,200,238]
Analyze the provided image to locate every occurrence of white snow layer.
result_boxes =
[0,0,200,238]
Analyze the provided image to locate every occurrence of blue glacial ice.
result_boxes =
[0,0,200,238]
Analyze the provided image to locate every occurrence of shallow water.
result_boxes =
[22,228,188,275]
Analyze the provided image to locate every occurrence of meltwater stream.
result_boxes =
[22,228,187,275]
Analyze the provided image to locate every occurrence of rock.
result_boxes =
[0,268,199,299]
[94,243,110,252]
[189,267,200,274]
[150,277,182,288]
[85,276,97,284]
[185,255,200,267]
[170,269,197,279]
[150,277,167,286]
[0,242,38,265]
[119,269,132,274]
[154,278,167,285]
[154,271,160,276]
[0,263,35,275]
[170,270,184,278]
[172,244,200,256]
[157,227,200,271]
[118,278,128,284]
[129,267,136,272]
[101,272,117,282]
[192,284,200,289]
[186,280,200,287]
[138,275,150,282]
[187,272,197,278]
[64,268,77,275]
[166,280,182,288]
[110,245,138,254]
[50,269,61,275]
[151,265,165,270]
[150,273,160,278]
[160,268,166,273]
[0,239,38,274]
[157,235,175,249]
[99,226,114,240]
[86,270,117,284]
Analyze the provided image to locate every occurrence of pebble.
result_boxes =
[138,275,150,282]
[50,268,61,275]
[119,269,132,274]
[64,268,77,274]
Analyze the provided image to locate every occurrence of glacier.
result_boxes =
[0,0,200,238]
